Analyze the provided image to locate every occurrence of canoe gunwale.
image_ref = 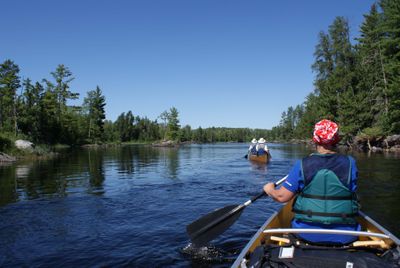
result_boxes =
[231,210,279,267]
[263,228,390,239]
[358,210,400,245]
[231,204,400,268]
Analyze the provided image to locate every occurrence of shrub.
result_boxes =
[0,134,13,151]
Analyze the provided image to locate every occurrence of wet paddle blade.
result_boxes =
[187,204,244,246]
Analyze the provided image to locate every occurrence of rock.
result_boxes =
[15,140,34,150]
[389,144,400,153]
[152,140,179,147]
[0,152,16,162]
[385,135,400,147]
[371,146,383,153]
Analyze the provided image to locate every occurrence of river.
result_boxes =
[0,143,399,267]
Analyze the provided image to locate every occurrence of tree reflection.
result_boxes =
[87,149,105,195]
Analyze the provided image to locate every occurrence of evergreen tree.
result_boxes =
[115,111,135,142]
[49,64,78,121]
[18,79,44,141]
[166,107,180,141]
[39,86,59,143]
[355,3,386,134]
[0,60,20,134]
[83,86,106,143]
[378,0,400,132]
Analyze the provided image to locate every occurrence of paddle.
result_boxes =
[244,154,248,159]
[186,175,288,246]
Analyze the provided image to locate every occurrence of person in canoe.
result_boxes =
[248,138,258,155]
[256,138,270,156]
[263,119,360,245]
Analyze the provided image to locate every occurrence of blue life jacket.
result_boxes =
[250,144,257,154]
[257,144,267,155]
[292,154,359,225]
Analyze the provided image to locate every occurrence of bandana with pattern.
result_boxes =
[312,119,339,145]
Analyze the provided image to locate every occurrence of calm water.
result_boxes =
[0,144,399,267]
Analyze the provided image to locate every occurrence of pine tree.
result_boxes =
[378,0,400,132]
[83,86,106,143]
[18,79,44,141]
[0,60,20,134]
[355,3,386,134]
[166,107,180,141]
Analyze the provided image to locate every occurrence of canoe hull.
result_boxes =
[247,152,270,163]
[232,201,400,267]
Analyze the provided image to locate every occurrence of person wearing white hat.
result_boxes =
[256,137,269,155]
[248,138,258,154]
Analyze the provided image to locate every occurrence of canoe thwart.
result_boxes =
[270,236,290,245]
[263,228,390,239]
[352,240,388,248]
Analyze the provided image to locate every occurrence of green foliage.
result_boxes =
[359,126,385,139]
[166,107,180,141]
[0,134,13,151]
[83,86,106,144]
[0,60,20,134]
[272,0,400,141]
[3,1,399,147]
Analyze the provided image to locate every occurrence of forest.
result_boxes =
[268,0,400,142]
[0,0,399,151]
[0,62,269,149]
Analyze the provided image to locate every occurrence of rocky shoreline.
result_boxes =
[286,134,400,153]
[0,152,16,162]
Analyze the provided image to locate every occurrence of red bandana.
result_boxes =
[312,119,339,145]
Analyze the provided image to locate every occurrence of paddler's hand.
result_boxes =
[263,182,275,196]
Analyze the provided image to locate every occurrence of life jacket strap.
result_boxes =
[292,208,358,219]
[299,193,353,200]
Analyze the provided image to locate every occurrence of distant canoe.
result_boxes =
[247,152,270,163]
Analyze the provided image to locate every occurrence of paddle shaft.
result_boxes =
[187,175,288,245]
[244,175,288,206]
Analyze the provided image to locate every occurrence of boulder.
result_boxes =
[15,140,34,150]
[371,146,383,153]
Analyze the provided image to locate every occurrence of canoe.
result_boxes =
[232,201,400,268]
[247,152,270,163]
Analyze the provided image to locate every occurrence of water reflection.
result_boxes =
[87,149,105,195]
[161,147,180,179]
[0,165,17,206]
[15,165,31,178]
[0,143,399,268]
[0,145,184,205]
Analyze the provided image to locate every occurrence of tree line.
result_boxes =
[0,62,270,148]
[269,0,400,142]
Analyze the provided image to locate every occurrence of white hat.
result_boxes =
[258,138,266,143]
[251,138,257,144]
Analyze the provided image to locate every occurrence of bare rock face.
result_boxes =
[15,140,34,150]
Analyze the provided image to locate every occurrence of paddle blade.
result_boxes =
[187,204,244,246]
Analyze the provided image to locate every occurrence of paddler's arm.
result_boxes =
[263,183,295,203]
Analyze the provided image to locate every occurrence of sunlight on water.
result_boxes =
[180,243,227,262]
[0,144,399,267]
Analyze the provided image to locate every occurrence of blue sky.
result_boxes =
[2,0,376,129]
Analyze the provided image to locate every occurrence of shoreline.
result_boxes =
[2,135,400,164]
[270,134,400,153]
